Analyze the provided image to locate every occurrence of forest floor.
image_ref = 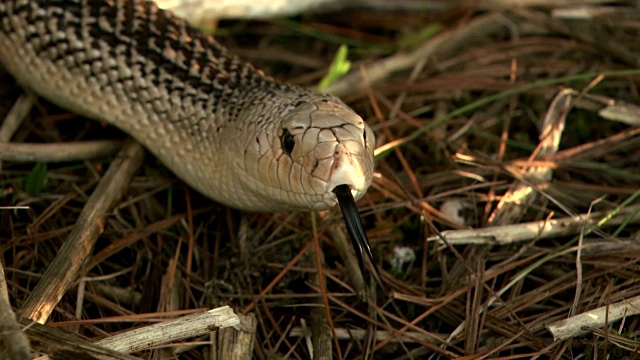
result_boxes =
[2,1,640,359]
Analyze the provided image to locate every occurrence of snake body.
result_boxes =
[0,0,375,212]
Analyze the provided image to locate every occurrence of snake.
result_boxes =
[0,0,377,277]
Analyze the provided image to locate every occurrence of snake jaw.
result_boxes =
[327,143,368,200]
[309,148,367,211]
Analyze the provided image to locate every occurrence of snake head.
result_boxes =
[239,97,375,212]
[279,99,376,210]
[280,99,375,211]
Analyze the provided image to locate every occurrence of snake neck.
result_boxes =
[0,0,375,212]
[0,0,312,126]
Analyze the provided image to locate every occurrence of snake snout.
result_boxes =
[327,143,369,201]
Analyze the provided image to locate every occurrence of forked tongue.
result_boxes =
[332,184,380,284]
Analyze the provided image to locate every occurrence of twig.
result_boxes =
[22,319,141,360]
[95,306,240,354]
[598,101,640,126]
[487,88,570,224]
[0,93,34,170]
[426,204,640,246]
[157,0,438,22]
[546,295,640,341]
[0,93,32,140]
[310,307,332,360]
[21,140,145,323]
[0,140,123,162]
[209,313,256,360]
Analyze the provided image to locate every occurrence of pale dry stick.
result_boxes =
[0,93,34,169]
[552,5,624,20]
[157,0,437,22]
[208,313,256,360]
[598,101,640,126]
[0,261,30,360]
[290,327,443,344]
[311,306,333,360]
[153,0,619,22]
[546,295,640,341]
[481,0,620,9]
[327,12,511,97]
[23,320,141,360]
[487,88,570,225]
[21,140,145,323]
[95,306,240,354]
[0,140,124,162]
[426,203,640,246]
[567,90,640,127]
[0,94,33,141]
[31,309,241,358]
[156,0,335,21]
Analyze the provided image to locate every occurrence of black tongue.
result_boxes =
[332,184,378,283]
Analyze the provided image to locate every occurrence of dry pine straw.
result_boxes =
[2,2,640,359]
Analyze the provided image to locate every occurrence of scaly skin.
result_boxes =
[0,0,375,211]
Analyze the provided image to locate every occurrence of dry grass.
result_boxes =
[2,1,640,359]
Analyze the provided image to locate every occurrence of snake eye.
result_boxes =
[281,129,295,155]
